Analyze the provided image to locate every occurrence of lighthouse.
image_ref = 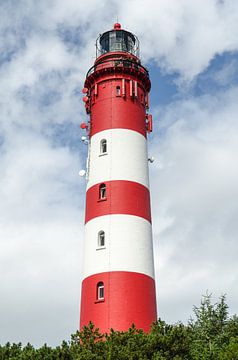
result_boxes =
[80,23,157,333]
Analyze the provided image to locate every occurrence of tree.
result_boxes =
[188,293,237,359]
[0,294,237,359]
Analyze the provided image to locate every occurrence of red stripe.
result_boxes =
[90,88,147,138]
[85,180,151,223]
[80,271,157,333]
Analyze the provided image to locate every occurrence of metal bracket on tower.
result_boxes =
[146,114,153,133]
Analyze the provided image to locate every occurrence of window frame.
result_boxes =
[116,85,121,96]
[100,139,107,155]
[98,230,105,248]
[98,183,106,201]
[97,282,104,300]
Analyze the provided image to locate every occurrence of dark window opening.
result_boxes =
[100,139,107,154]
[97,282,104,300]
[99,183,106,200]
[116,86,121,96]
[98,231,105,247]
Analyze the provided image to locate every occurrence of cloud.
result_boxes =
[120,0,238,80]
[0,1,91,346]
[2,0,238,86]
[0,222,83,345]
[150,85,238,322]
[0,125,85,346]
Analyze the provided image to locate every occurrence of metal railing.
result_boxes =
[86,58,149,78]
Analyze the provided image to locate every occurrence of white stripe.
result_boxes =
[82,214,155,279]
[87,129,149,190]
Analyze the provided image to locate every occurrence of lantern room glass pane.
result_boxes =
[100,30,136,55]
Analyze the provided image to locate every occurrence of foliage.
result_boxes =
[0,294,237,359]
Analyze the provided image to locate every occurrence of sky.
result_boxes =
[0,0,238,347]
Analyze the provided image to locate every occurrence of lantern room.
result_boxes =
[96,23,140,58]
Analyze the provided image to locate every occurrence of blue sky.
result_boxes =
[0,0,238,347]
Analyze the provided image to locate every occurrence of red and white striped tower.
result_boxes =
[80,23,157,333]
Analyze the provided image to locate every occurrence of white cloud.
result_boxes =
[120,0,238,80]
[0,222,83,346]
[150,86,238,323]
[0,126,85,346]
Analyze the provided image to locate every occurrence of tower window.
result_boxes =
[141,93,144,104]
[99,183,106,200]
[116,85,121,96]
[97,282,104,300]
[100,139,107,154]
[98,230,105,247]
